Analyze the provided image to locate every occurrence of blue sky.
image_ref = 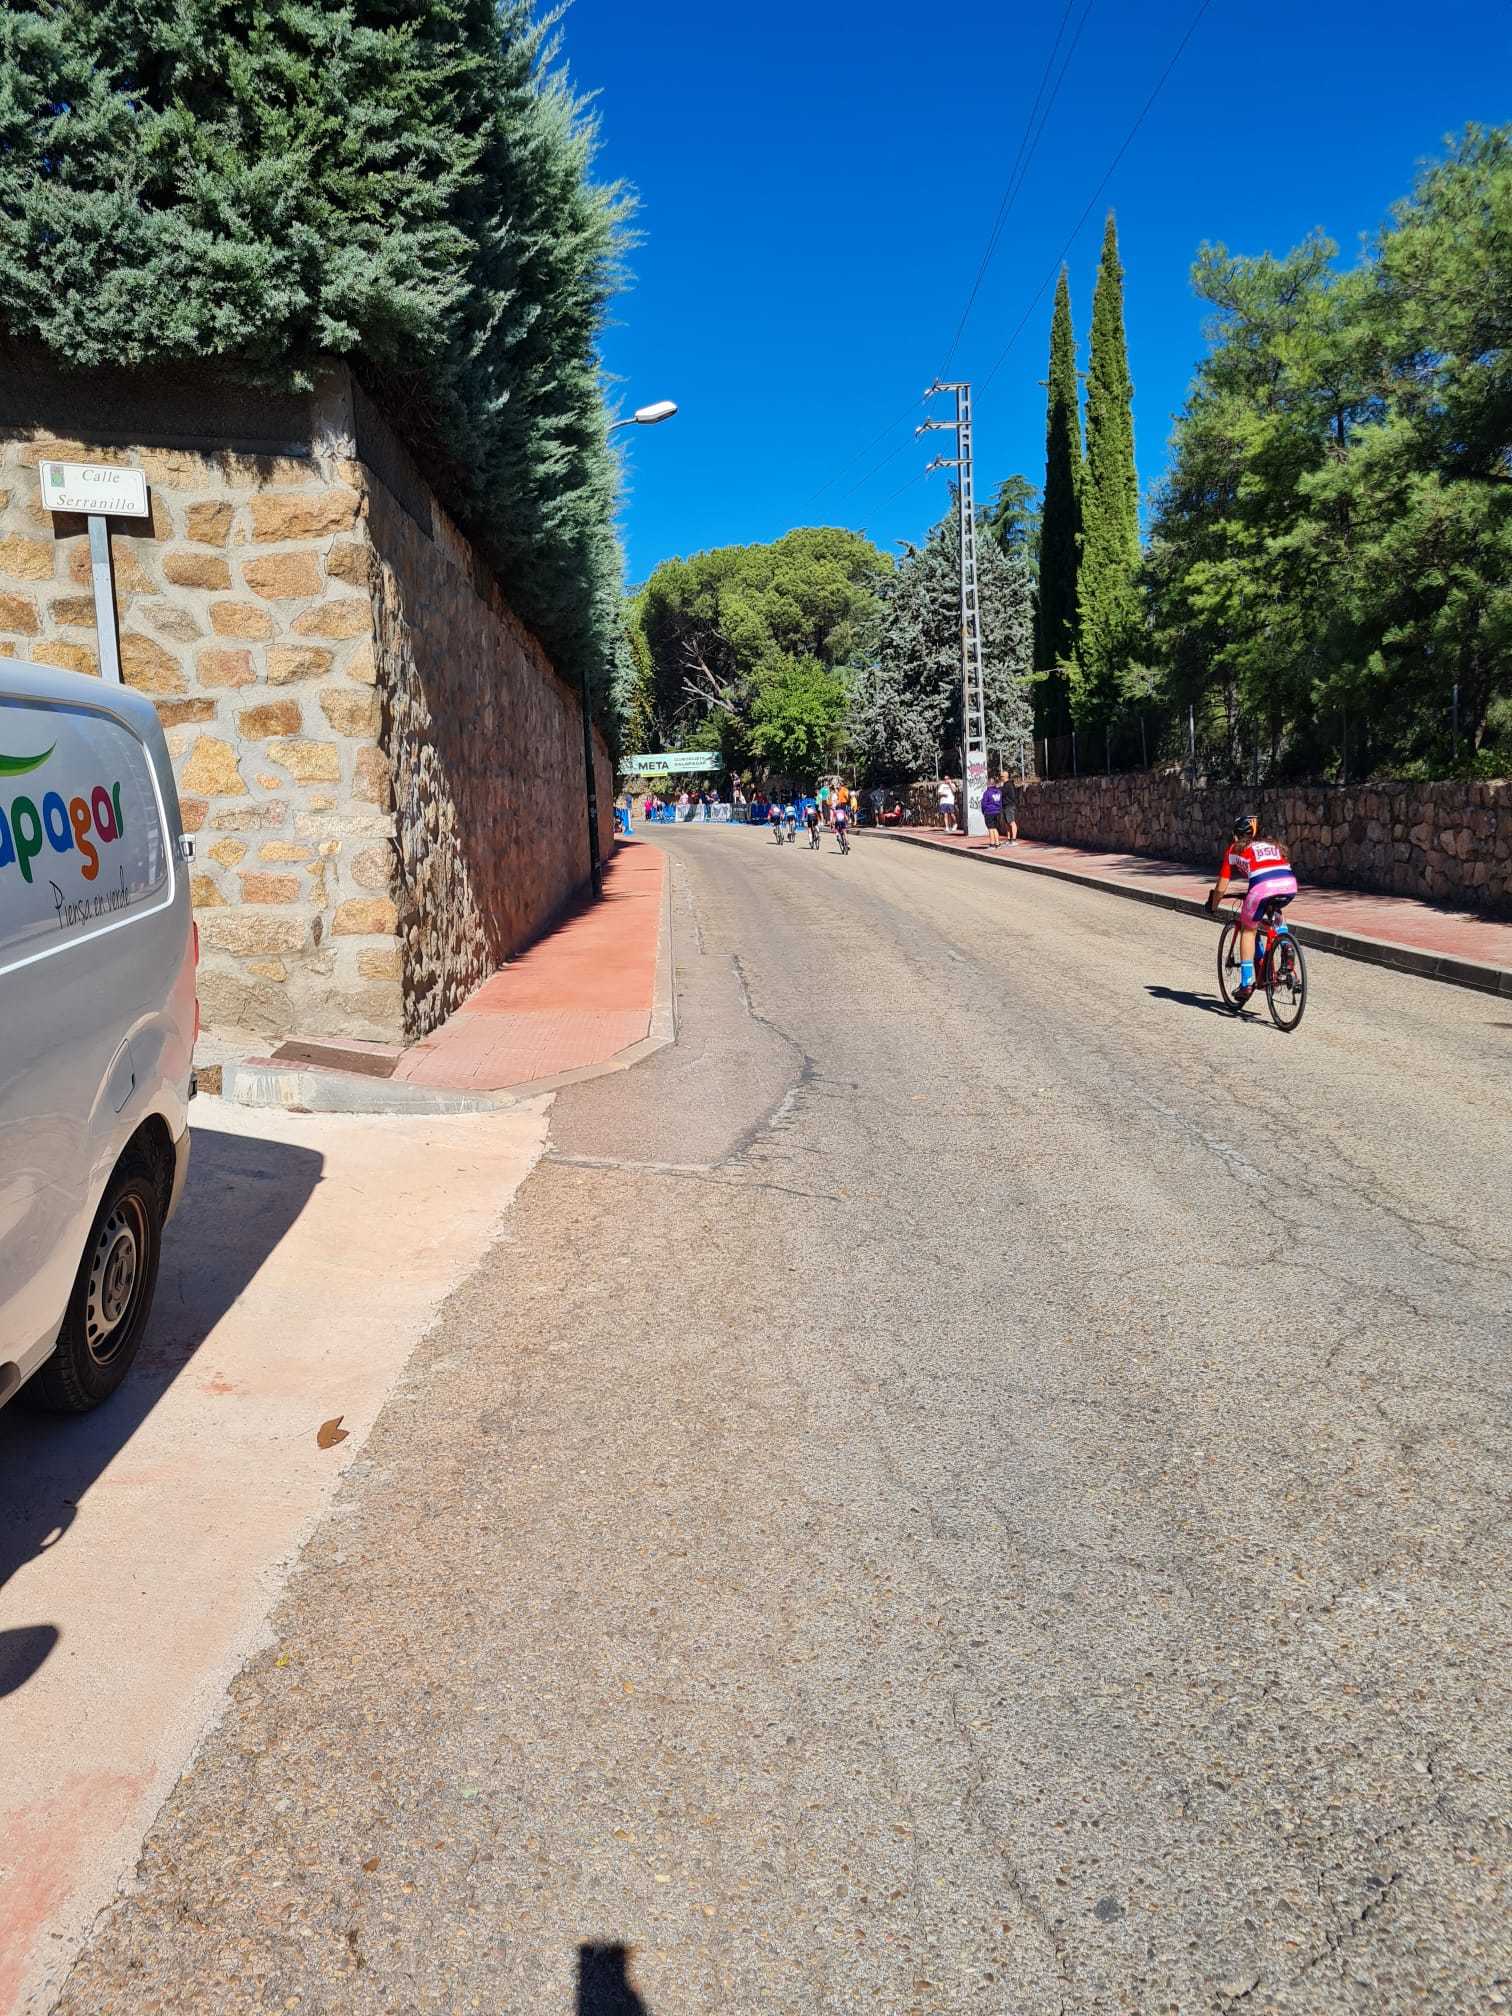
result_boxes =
[565,0,1511,585]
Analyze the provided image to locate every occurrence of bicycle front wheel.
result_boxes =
[1216,920,1244,1009]
[1266,934,1308,1032]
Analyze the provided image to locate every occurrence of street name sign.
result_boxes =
[36,462,150,686]
[38,461,150,520]
[621,750,724,774]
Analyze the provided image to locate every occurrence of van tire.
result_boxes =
[27,1151,165,1413]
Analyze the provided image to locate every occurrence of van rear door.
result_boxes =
[0,680,176,1366]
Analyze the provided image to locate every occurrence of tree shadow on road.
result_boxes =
[578,1942,648,2014]
[0,1122,322,1696]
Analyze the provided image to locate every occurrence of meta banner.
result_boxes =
[620,750,724,775]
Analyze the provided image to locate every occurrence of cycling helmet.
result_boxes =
[1232,811,1258,839]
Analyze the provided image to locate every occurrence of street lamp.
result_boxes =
[581,397,680,896]
[608,400,678,433]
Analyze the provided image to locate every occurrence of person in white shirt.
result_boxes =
[937,780,957,833]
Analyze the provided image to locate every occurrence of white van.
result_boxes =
[0,659,196,1411]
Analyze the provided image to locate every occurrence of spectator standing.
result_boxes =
[1001,775,1018,844]
[981,776,1003,849]
[937,778,957,833]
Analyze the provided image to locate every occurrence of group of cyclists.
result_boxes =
[766,780,853,853]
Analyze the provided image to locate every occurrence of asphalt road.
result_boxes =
[53,827,1511,2015]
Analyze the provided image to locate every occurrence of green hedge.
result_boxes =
[0,1,631,716]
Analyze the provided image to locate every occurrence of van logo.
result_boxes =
[0,745,55,777]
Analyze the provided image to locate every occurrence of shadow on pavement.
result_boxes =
[1146,984,1242,1020]
[577,1941,648,2014]
[0,1124,323,1685]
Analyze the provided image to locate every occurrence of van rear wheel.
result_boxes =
[28,1152,164,1412]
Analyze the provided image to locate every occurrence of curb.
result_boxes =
[220,858,679,1115]
[864,829,1512,999]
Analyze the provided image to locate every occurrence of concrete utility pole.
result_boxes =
[919,382,988,837]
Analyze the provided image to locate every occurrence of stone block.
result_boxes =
[155,698,218,728]
[112,632,182,693]
[163,550,232,590]
[0,591,41,634]
[333,897,398,936]
[319,688,379,737]
[210,800,287,831]
[180,735,248,797]
[195,969,294,1041]
[139,599,205,642]
[48,594,99,627]
[326,540,375,589]
[255,773,282,790]
[242,550,322,600]
[209,601,274,639]
[249,489,361,542]
[240,873,301,904]
[238,700,302,739]
[292,597,371,640]
[268,645,333,685]
[33,639,98,678]
[247,959,288,982]
[198,912,308,957]
[68,539,152,592]
[258,841,314,863]
[352,844,394,890]
[0,536,55,581]
[355,745,391,805]
[266,736,342,783]
[344,641,377,686]
[185,501,234,545]
[197,647,256,689]
[180,797,208,833]
[357,947,402,980]
[189,875,224,907]
[210,840,248,868]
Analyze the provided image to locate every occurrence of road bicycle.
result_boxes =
[835,819,850,856]
[1216,897,1308,1031]
[807,820,821,850]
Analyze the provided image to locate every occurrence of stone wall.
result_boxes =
[1012,771,1512,915]
[0,361,611,1042]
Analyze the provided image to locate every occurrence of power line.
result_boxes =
[938,0,1094,374]
[981,0,1215,392]
[809,0,1092,512]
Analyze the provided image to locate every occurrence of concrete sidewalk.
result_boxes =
[225,840,673,1112]
[866,827,1512,995]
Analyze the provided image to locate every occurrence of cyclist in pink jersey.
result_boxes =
[1207,811,1298,1002]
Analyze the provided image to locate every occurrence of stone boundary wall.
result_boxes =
[1014,772,1512,915]
[896,770,1512,914]
[0,359,611,1042]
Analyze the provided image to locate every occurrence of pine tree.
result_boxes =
[1077,213,1142,727]
[1035,267,1083,741]
[851,500,1034,778]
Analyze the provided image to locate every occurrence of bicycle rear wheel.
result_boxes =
[1216,921,1244,1009]
[1265,934,1308,1031]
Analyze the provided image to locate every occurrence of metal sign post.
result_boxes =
[38,461,150,687]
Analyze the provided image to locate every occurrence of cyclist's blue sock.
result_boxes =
[1240,959,1255,989]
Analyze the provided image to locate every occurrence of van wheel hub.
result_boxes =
[86,1203,143,1357]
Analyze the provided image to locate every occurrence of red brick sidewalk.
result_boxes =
[868,828,1512,994]
[392,840,668,1093]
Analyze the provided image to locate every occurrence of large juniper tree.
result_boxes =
[1035,267,1083,742]
[0,0,631,716]
[1077,213,1142,729]
[850,500,1034,779]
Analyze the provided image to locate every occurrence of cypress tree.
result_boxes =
[1077,212,1142,726]
[1035,267,1083,742]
